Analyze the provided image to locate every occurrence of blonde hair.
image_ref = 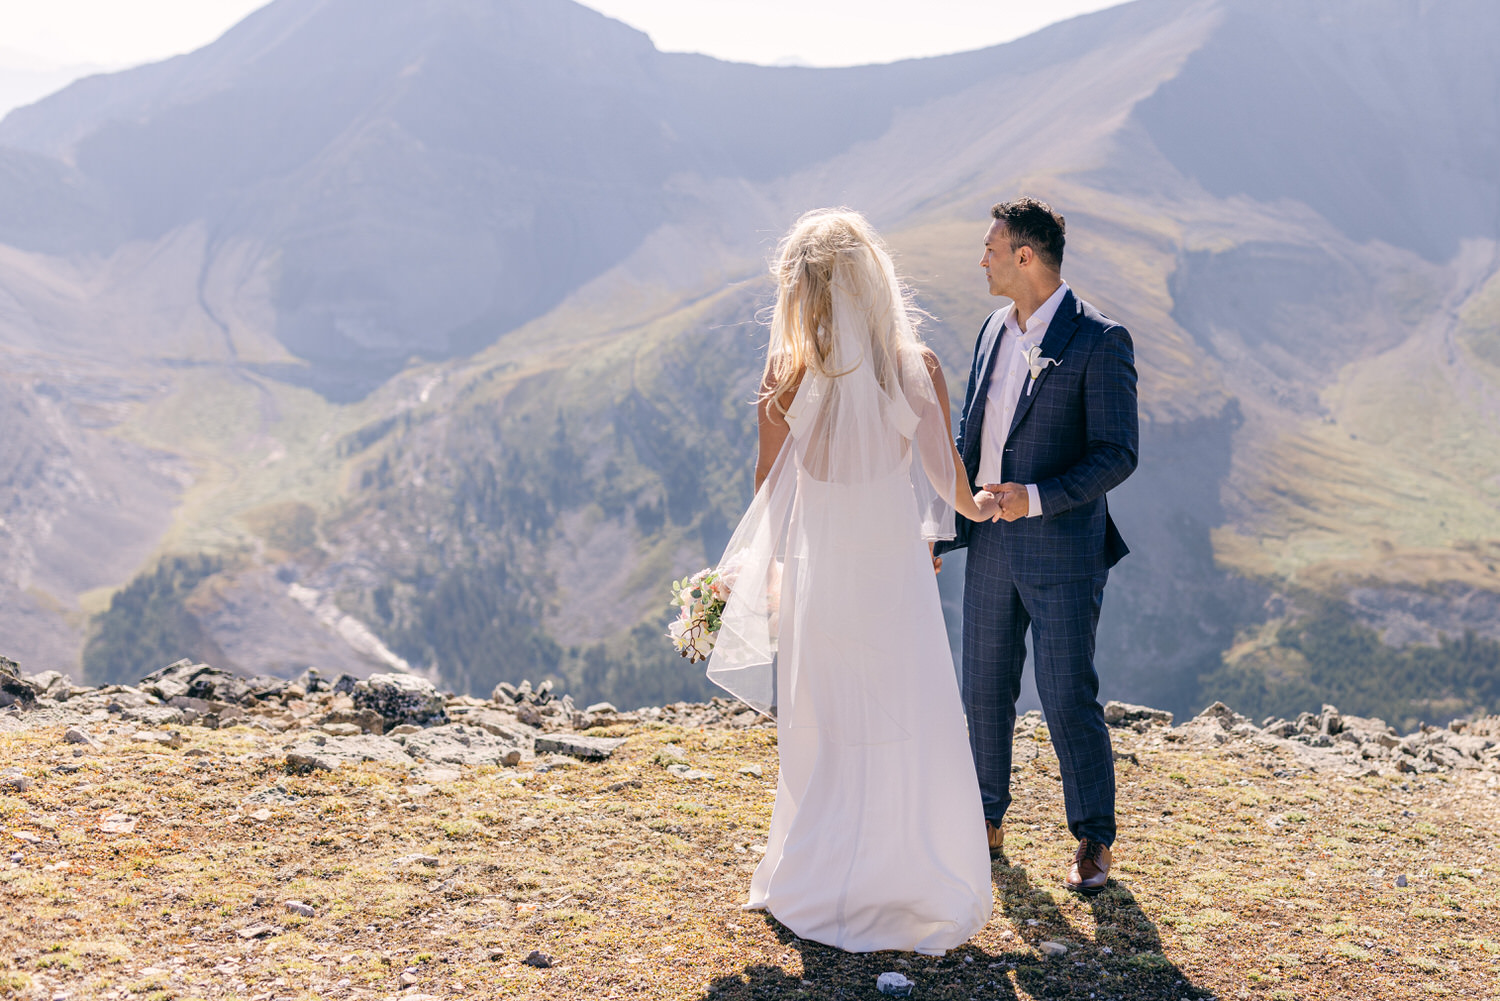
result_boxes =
[761,208,921,414]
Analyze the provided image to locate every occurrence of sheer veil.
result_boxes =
[706,209,960,715]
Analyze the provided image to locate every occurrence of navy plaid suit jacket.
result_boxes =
[935,288,1138,584]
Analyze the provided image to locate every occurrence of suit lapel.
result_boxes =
[961,308,1008,467]
[1008,289,1082,438]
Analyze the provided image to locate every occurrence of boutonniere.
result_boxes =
[1022,345,1059,395]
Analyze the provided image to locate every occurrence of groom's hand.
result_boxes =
[985,482,1029,521]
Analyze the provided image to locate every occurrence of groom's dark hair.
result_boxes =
[991,197,1065,270]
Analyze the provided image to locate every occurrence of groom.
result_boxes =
[936,197,1138,894]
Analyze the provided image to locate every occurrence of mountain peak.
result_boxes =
[0,0,657,160]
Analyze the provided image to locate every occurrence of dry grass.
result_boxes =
[1,719,1498,1000]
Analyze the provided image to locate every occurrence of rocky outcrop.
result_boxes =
[353,673,447,729]
[0,655,35,709]
[5,653,1495,782]
[0,657,679,775]
[1160,700,1500,776]
[284,734,417,773]
[396,724,525,768]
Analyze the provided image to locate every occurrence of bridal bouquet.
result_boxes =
[667,567,733,662]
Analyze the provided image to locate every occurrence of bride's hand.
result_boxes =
[973,490,999,522]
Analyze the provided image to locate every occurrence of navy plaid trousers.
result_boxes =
[961,518,1117,846]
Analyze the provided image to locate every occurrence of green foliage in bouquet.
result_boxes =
[667,568,730,663]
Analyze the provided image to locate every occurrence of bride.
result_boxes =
[706,208,997,955]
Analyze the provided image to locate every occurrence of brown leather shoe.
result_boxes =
[1065,838,1111,894]
[985,820,1004,859]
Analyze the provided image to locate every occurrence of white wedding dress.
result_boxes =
[706,257,992,955]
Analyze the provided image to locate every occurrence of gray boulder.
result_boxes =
[399,723,523,767]
[1102,701,1173,727]
[0,656,35,709]
[1165,701,1256,747]
[138,660,255,704]
[97,685,159,712]
[461,709,538,752]
[293,667,332,694]
[284,734,414,772]
[354,673,447,728]
[25,670,75,700]
[318,706,386,735]
[534,733,627,761]
[119,705,188,727]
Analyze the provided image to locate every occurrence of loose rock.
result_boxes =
[876,972,914,996]
[99,815,137,835]
[284,900,315,917]
[391,854,439,867]
[1103,701,1173,727]
[353,674,447,728]
[237,923,276,939]
[244,786,301,806]
[26,670,74,700]
[318,706,386,735]
[320,722,364,737]
[131,730,184,749]
[401,724,525,767]
[522,950,553,969]
[284,734,414,772]
[534,733,626,761]
[138,659,254,705]
[0,656,36,709]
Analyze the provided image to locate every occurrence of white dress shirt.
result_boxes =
[974,281,1069,518]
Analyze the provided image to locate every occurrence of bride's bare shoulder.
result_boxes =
[911,345,946,386]
[911,345,952,401]
[758,368,804,425]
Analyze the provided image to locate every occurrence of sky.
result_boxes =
[0,0,1129,117]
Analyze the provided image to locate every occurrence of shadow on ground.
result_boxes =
[697,862,1216,1000]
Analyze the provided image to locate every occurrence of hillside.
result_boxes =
[1,656,1498,999]
[0,0,1496,721]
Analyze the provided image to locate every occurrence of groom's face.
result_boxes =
[981,220,1020,298]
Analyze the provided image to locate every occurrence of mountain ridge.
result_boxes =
[0,0,1496,725]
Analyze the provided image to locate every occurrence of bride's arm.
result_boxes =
[755,371,801,493]
[922,350,998,522]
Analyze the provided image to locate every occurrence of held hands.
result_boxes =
[982,482,1029,522]
[973,489,1000,522]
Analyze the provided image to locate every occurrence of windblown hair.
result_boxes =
[761,208,922,415]
[991,196,1066,270]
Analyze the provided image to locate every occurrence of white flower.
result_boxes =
[1022,345,1059,395]
[1022,344,1058,380]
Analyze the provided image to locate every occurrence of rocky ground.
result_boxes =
[1,655,1498,1000]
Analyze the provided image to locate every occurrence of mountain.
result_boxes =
[0,0,1497,727]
